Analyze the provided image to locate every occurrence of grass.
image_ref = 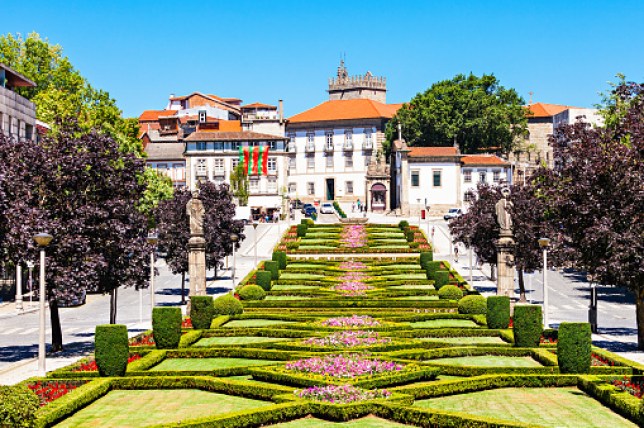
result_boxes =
[410,319,479,328]
[391,284,434,290]
[418,336,507,344]
[394,296,439,300]
[226,375,295,388]
[428,355,542,367]
[223,319,296,328]
[56,389,271,427]
[150,358,280,371]
[382,274,427,280]
[415,387,637,427]
[271,416,412,427]
[194,336,292,346]
[265,295,314,300]
[272,285,319,290]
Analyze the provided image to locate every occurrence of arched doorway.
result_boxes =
[371,183,386,212]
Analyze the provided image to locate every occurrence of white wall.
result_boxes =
[408,162,460,209]
[461,166,512,200]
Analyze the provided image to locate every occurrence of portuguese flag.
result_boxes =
[239,146,270,175]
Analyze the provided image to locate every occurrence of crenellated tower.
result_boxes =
[327,60,387,103]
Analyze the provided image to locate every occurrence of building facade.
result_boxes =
[0,63,37,141]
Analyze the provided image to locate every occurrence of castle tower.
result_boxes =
[327,60,387,103]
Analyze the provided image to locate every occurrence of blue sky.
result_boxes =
[2,1,643,118]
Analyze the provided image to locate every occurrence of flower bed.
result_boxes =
[610,376,643,398]
[73,354,142,372]
[27,380,89,406]
[592,352,616,367]
[303,331,391,348]
[295,384,392,403]
[182,318,193,328]
[129,332,155,347]
[339,261,367,270]
[321,315,381,328]
[285,354,404,378]
[340,225,367,248]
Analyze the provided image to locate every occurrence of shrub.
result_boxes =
[434,270,449,290]
[264,260,279,280]
[213,293,244,316]
[95,324,129,376]
[152,307,182,349]
[272,251,287,269]
[300,219,308,225]
[190,296,214,329]
[557,322,592,373]
[238,284,266,301]
[419,252,433,268]
[0,385,39,426]
[424,261,442,280]
[458,295,487,315]
[256,270,273,291]
[513,304,543,347]
[438,284,463,301]
[286,242,299,250]
[297,224,308,237]
[398,220,409,230]
[405,229,415,242]
[486,296,511,329]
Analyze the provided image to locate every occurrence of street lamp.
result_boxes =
[15,262,23,311]
[417,198,421,227]
[538,237,551,328]
[26,261,34,306]
[466,236,473,285]
[33,232,53,376]
[230,233,239,289]
[147,233,158,311]
[252,222,259,266]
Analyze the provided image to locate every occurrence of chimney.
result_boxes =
[278,99,284,124]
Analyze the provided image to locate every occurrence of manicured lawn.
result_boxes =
[265,295,314,300]
[286,264,331,270]
[272,285,319,290]
[394,295,439,300]
[393,284,434,290]
[415,387,637,427]
[428,355,542,367]
[56,389,271,427]
[223,319,297,328]
[226,375,294,388]
[410,319,479,328]
[383,274,427,280]
[194,336,292,346]
[419,336,507,344]
[150,358,280,371]
[270,416,412,427]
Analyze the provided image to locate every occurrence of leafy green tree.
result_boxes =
[385,73,527,154]
[229,163,249,206]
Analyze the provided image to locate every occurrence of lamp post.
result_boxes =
[466,237,473,285]
[252,222,259,267]
[15,263,23,311]
[417,198,421,227]
[538,237,550,328]
[26,261,34,305]
[230,233,239,289]
[589,278,598,333]
[147,233,158,310]
[33,232,53,376]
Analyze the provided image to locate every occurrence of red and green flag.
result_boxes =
[239,146,270,175]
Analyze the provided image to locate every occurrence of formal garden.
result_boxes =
[3,221,644,427]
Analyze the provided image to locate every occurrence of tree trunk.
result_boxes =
[181,271,186,305]
[49,296,63,352]
[637,288,644,350]
[109,288,118,324]
[490,264,496,281]
[517,270,527,303]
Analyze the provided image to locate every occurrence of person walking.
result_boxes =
[454,245,459,263]
[357,199,362,212]
[352,202,356,213]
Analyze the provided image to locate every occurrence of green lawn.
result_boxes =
[223,319,297,328]
[55,389,271,427]
[415,387,637,427]
[428,355,542,367]
[272,285,319,290]
[394,295,439,300]
[194,336,292,346]
[410,319,479,328]
[419,336,507,344]
[265,295,314,300]
[150,358,280,371]
[270,416,412,427]
[392,284,434,290]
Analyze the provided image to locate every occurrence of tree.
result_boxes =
[385,73,527,155]
[229,163,249,206]
[537,83,644,348]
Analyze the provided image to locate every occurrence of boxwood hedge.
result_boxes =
[557,322,592,373]
[152,307,182,349]
[513,304,543,347]
[95,324,129,376]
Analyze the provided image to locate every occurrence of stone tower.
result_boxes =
[327,60,387,103]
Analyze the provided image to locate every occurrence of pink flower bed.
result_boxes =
[321,315,381,328]
[304,331,391,348]
[339,225,367,248]
[296,384,392,403]
[285,354,404,377]
[332,281,374,296]
[339,261,367,270]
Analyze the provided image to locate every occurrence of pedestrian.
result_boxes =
[273,211,279,223]
[357,199,362,212]
[352,202,355,213]
[454,246,459,263]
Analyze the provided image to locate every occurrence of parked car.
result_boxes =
[443,208,463,221]
[301,203,314,214]
[291,199,304,210]
[304,205,317,217]
[320,203,335,214]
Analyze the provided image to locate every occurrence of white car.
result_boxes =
[443,208,463,221]
[320,203,335,214]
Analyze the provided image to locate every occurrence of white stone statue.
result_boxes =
[495,188,513,231]
[186,191,205,236]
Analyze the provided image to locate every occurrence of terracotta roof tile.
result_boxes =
[408,147,459,157]
[139,110,176,121]
[461,155,509,166]
[288,99,401,123]
[184,131,287,142]
[525,102,578,118]
[241,102,277,109]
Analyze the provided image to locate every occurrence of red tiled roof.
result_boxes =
[241,102,277,109]
[183,131,287,142]
[288,99,402,123]
[461,155,509,166]
[139,110,176,121]
[408,147,458,157]
[525,103,578,118]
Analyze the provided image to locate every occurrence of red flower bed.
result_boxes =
[129,332,155,347]
[28,380,88,406]
[611,376,643,398]
[592,352,616,367]
[182,318,193,328]
[73,354,142,372]
[540,336,557,344]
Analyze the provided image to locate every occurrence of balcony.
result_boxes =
[343,142,353,151]
[363,140,373,150]
[305,143,315,153]
[287,142,297,152]
[213,169,226,177]
[324,144,334,153]
[195,169,208,178]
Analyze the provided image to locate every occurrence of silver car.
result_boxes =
[320,203,335,214]
[443,208,463,221]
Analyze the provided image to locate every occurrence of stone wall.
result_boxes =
[0,85,36,140]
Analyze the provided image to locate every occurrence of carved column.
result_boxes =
[188,235,207,299]
[496,229,516,298]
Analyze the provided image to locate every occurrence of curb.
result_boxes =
[0,357,37,377]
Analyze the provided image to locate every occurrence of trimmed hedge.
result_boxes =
[190,296,215,329]
[398,220,409,230]
[405,229,415,243]
[424,261,442,280]
[152,307,182,349]
[256,271,273,291]
[272,251,287,270]
[264,260,279,280]
[557,322,592,373]
[419,251,433,268]
[437,284,463,301]
[458,295,487,315]
[213,294,244,316]
[513,304,543,347]
[486,296,510,329]
[434,270,449,290]
[296,224,307,237]
[238,284,266,301]
[95,324,129,377]
[0,384,40,427]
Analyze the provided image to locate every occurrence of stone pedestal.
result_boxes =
[496,230,516,298]
[188,235,207,299]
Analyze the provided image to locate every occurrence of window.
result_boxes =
[173,163,185,180]
[346,181,354,195]
[232,158,239,170]
[326,154,333,168]
[287,132,296,151]
[288,157,296,170]
[214,158,225,175]
[411,170,420,187]
[464,169,472,183]
[232,142,241,150]
[344,130,353,147]
[325,131,334,150]
[307,182,315,195]
[307,155,315,169]
[464,192,474,202]
[157,163,168,174]
[288,182,297,193]
[493,170,501,182]
[479,172,487,183]
[268,176,277,192]
[196,142,207,151]
[249,178,259,192]
[432,170,442,187]
[268,141,277,150]
[364,129,372,148]
[307,132,315,144]
[196,159,207,176]
[268,157,277,173]
[345,153,353,168]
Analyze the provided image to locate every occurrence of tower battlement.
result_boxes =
[327,60,387,103]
